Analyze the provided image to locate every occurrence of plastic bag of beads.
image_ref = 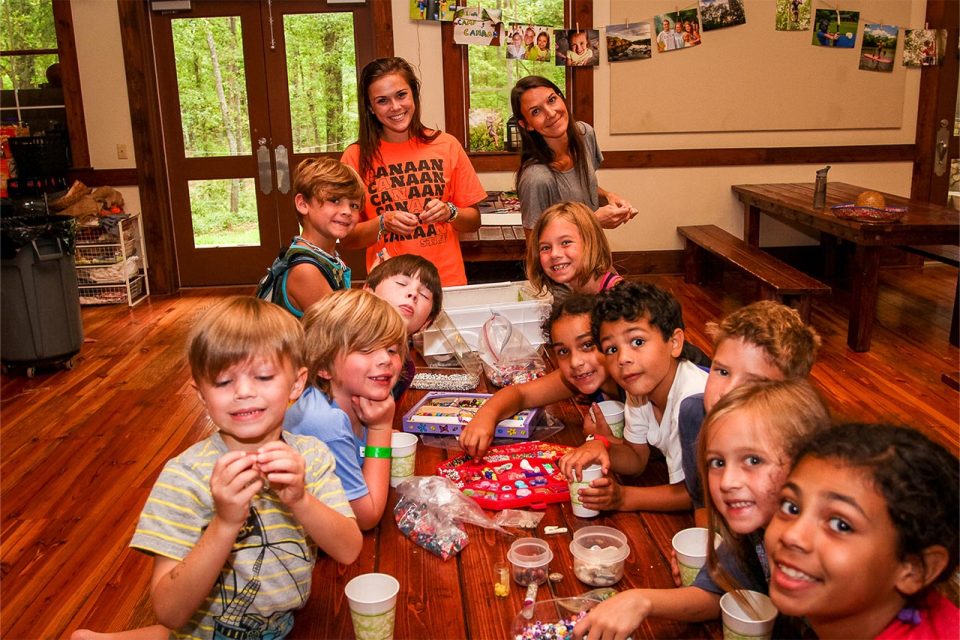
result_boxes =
[393,476,508,560]
[478,313,546,387]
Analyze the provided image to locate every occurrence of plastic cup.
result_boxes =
[597,400,625,438]
[720,590,778,640]
[569,463,603,518]
[390,432,418,488]
[344,573,400,640]
[672,527,718,586]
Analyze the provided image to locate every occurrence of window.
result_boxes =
[1,0,88,168]
[442,0,592,164]
[466,0,565,151]
[1,0,64,134]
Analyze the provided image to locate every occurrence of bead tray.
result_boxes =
[402,392,541,439]
[437,440,572,510]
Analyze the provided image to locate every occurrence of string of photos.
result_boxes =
[409,0,948,71]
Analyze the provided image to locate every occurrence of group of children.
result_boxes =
[78,153,957,639]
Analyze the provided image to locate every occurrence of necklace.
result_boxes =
[294,235,338,260]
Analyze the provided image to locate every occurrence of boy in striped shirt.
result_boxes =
[130,297,361,639]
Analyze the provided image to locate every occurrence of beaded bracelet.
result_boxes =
[377,213,386,241]
[364,445,392,459]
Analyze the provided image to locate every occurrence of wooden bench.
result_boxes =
[900,244,959,348]
[678,224,831,322]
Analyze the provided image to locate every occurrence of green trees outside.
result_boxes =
[0,0,57,90]
[171,12,359,246]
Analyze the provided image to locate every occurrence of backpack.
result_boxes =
[255,243,343,310]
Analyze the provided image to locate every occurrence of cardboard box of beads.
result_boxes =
[401,392,541,439]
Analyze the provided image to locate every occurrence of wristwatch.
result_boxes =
[446,201,459,222]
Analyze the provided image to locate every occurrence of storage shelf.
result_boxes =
[74,212,149,306]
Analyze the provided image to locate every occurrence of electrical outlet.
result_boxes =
[116,143,129,160]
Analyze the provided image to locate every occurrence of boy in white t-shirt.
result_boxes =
[559,281,707,513]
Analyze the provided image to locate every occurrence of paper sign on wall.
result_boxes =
[453,7,502,46]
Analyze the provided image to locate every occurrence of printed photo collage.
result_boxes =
[410,0,948,71]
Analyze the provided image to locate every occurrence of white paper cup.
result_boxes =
[569,463,603,518]
[672,527,719,586]
[390,432,418,488]
[720,590,778,640]
[344,573,400,640]
[597,400,625,438]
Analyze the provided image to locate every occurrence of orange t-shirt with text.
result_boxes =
[342,132,486,287]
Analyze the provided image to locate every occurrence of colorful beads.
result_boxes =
[513,611,588,640]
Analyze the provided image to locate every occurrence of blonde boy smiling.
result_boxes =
[130,298,361,638]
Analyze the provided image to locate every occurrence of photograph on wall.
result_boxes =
[605,22,652,62]
[700,0,745,32]
[468,108,504,152]
[453,7,503,46]
[410,0,459,22]
[776,0,810,31]
[654,10,701,52]
[811,9,859,48]
[556,29,600,66]
[507,23,552,62]
[903,28,946,67]
[859,24,898,72]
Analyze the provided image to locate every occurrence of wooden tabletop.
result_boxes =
[732,182,959,247]
[291,381,717,639]
[459,225,527,263]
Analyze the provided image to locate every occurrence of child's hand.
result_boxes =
[353,394,395,431]
[573,589,650,640]
[459,417,495,458]
[587,402,622,441]
[577,475,623,511]
[669,549,682,587]
[210,451,261,526]
[559,440,608,482]
[256,440,306,508]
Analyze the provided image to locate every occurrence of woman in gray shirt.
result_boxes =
[510,76,637,239]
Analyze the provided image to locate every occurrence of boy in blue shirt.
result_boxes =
[284,289,407,531]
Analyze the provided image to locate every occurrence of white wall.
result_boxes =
[391,0,922,250]
[71,0,141,215]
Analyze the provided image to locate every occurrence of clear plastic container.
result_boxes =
[507,537,553,586]
[568,526,630,586]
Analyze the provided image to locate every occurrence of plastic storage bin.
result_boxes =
[1,214,83,375]
[421,281,551,356]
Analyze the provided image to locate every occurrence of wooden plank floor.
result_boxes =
[1,265,957,640]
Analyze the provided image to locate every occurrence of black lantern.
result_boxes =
[505,115,522,152]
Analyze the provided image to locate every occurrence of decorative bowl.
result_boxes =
[831,204,907,223]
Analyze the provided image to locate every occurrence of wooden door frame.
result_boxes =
[117,0,395,294]
[911,0,959,204]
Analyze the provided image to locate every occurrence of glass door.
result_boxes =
[151,0,371,285]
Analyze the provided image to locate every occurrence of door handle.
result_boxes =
[257,142,273,195]
[275,145,290,194]
[934,119,949,177]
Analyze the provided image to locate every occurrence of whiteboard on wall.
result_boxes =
[609,0,913,134]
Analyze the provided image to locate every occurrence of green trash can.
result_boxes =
[1,214,83,375]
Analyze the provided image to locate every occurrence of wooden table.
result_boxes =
[732,182,959,352]
[291,382,717,639]
[459,225,527,263]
